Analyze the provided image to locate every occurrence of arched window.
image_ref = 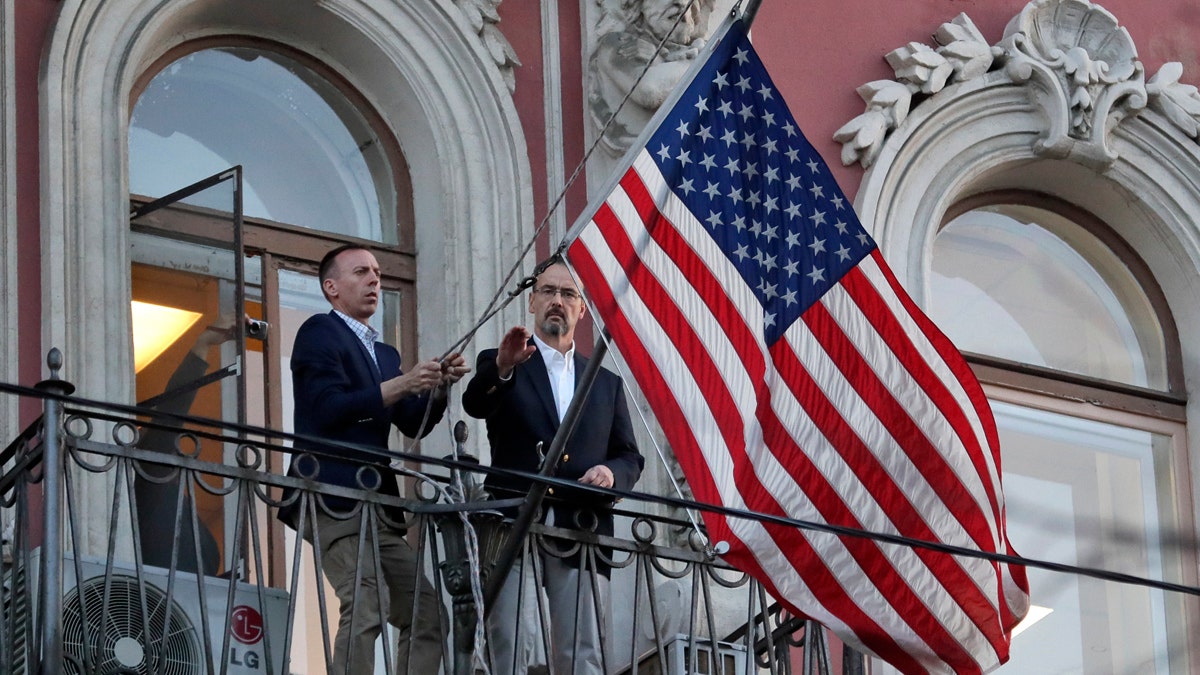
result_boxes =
[126,40,419,587]
[130,43,402,243]
[929,196,1194,673]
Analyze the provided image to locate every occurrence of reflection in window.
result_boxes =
[993,401,1187,674]
[931,204,1166,389]
[130,46,396,243]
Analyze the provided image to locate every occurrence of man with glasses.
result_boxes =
[463,255,644,675]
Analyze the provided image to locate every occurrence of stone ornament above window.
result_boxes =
[453,0,522,92]
[834,0,1200,170]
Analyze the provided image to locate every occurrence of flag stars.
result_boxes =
[783,121,797,137]
[676,149,693,167]
[736,75,753,92]
[728,186,744,203]
[782,288,798,306]
[810,210,827,227]
[738,104,755,122]
[809,238,826,255]
[762,111,777,127]
[731,215,747,231]
[807,267,826,284]
[832,195,845,210]
[676,120,691,138]
[678,178,695,195]
[763,195,779,215]
[809,184,825,199]
[785,203,802,219]
[857,232,871,246]
[743,162,760,180]
[713,71,729,90]
[718,100,734,117]
[758,84,774,100]
[700,154,717,171]
[785,231,802,248]
[733,48,750,65]
[784,259,800,276]
[835,244,852,261]
[721,128,738,146]
[697,125,714,143]
[786,174,803,191]
[704,181,721,198]
[694,95,709,115]
[763,165,780,183]
[762,138,779,155]
[706,211,722,228]
[734,243,750,262]
[807,158,820,173]
[740,131,757,149]
[760,280,779,300]
[764,312,776,328]
[785,148,800,163]
[763,223,779,241]
[834,220,849,235]
[725,157,740,175]
[746,190,762,208]
[749,219,764,237]
[657,144,672,162]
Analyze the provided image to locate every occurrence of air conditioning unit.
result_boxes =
[5,550,289,675]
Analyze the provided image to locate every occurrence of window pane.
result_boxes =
[993,401,1191,673]
[130,47,396,243]
[931,205,1166,389]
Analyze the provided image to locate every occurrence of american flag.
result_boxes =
[566,18,1030,674]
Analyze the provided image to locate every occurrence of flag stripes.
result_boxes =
[569,150,1022,672]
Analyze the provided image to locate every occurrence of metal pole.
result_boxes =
[482,335,609,609]
[36,348,75,675]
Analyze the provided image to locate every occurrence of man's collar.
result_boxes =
[532,333,574,361]
[332,309,378,340]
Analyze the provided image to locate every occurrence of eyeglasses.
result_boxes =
[534,286,582,302]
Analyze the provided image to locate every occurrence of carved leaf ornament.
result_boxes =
[835,0,1200,169]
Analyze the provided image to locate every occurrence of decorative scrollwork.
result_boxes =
[834,0,1200,171]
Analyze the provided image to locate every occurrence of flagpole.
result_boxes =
[482,333,610,609]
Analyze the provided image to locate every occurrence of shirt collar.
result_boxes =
[333,310,379,342]
[533,333,575,364]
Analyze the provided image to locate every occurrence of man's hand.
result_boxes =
[440,353,470,385]
[496,326,536,379]
[381,359,444,406]
[578,464,615,489]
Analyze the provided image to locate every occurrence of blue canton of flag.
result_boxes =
[643,28,874,344]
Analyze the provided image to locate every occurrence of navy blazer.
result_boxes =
[461,343,643,548]
[279,311,445,528]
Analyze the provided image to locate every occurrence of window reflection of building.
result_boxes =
[929,200,1195,674]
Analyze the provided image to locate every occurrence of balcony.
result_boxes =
[0,351,860,675]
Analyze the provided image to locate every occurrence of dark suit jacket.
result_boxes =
[461,342,643,566]
[279,311,445,530]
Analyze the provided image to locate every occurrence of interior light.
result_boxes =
[131,301,204,372]
[1010,604,1053,639]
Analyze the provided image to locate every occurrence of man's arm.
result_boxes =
[291,317,389,435]
[462,327,534,419]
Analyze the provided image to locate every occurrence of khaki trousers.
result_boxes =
[316,513,445,674]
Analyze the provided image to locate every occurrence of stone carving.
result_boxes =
[835,0,1200,170]
[1147,62,1200,140]
[588,0,716,156]
[834,13,996,168]
[455,0,521,92]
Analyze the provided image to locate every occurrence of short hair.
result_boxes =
[318,244,370,286]
[532,253,566,279]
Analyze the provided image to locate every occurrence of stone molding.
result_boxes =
[835,0,1200,172]
[453,0,521,92]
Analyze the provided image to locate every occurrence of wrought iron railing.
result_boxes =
[0,349,861,675]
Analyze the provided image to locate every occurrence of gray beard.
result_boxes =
[541,319,566,337]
